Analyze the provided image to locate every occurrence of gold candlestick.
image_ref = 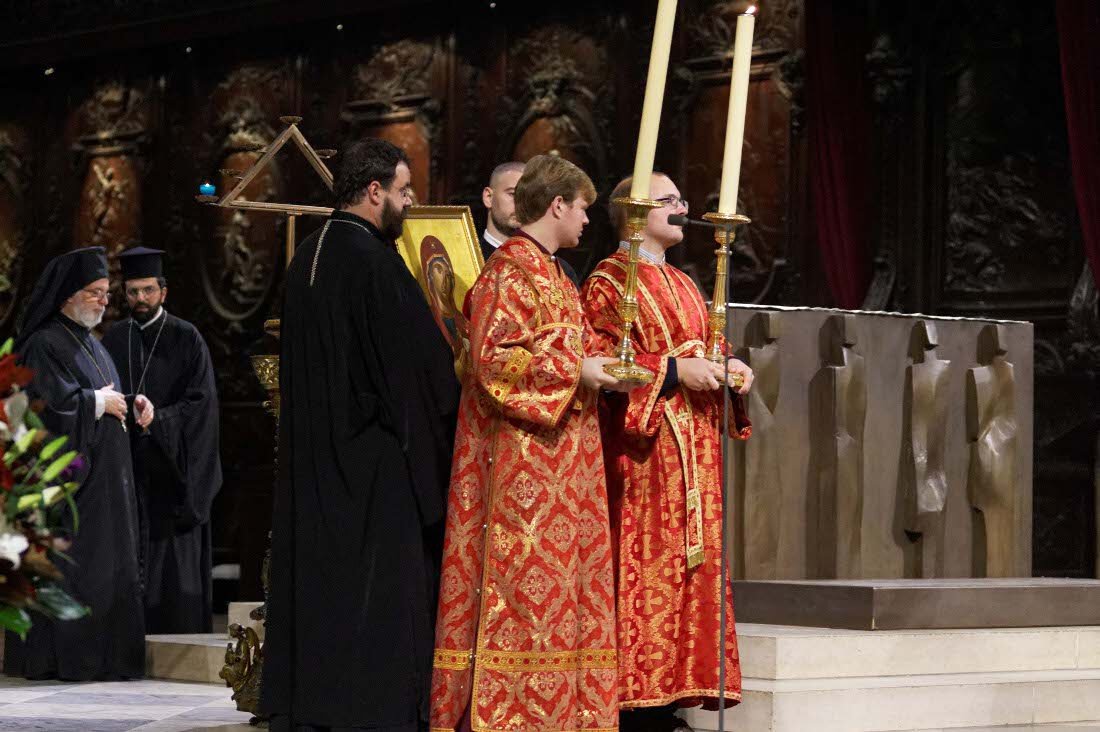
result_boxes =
[702,211,751,387]
[604,196,664,386]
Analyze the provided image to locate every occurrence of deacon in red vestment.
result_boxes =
[582,174,754,730]
[432,155,631,732]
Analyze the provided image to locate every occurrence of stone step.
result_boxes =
[734,579,1100,630]
[683,622,1100,731]
[739,623,1100,680]
[145,633,228,684]
[684,669,1100,732]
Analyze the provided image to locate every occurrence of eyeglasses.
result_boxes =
[81,287,110,302]
[656,195,689,212]
[125,285,162,299]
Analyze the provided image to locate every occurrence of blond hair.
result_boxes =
[514,154,597,225]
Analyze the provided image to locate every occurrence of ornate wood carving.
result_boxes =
[72,80,150,321]
[344,39,441,203]
[200,65,287,352]
[0,125,30,329]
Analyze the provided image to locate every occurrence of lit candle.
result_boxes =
[199,181,216,196]
[629,0,678,200]
[717,6,756,214]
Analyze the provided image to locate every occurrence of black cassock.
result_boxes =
[102,310,222,634]
[260,210,459,731]
[4,315,145,680]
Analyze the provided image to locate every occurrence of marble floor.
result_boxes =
[0,675,253,731]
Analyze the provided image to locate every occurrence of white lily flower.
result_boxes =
[0,531,29,569]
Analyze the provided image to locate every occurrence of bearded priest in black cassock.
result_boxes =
[102,247,222,634]
[4,247,150,680]
[260,138,459,731]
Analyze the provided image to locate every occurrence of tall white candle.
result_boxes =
[629,0,678,200]
[717,7,756,214]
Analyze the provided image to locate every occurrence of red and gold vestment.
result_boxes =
[431,236,618,732]
[582,251,749,710]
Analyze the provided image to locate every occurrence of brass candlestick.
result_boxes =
[702,211,751,387]
[604,196,663,386]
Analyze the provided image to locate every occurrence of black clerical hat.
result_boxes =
[16,247,108,348]
[118,246,164,281]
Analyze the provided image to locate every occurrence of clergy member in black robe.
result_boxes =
[4,247,148,680]
[102,246,222,634]
[260,138,459,732]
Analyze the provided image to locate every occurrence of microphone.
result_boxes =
[668,213,725,229]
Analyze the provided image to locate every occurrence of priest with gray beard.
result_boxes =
[4,246,152,680]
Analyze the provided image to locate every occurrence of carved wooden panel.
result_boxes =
[677,0,801,302]
[0,124,30,330]
[72,80,150,321]
[345,39,441,204]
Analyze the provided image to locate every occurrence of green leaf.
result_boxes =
[23,411,43,430]
[40,452,76,484]
[38,437,68,462]
[31,584,89,621]
[0,339,12,358]
[0,606,32,639]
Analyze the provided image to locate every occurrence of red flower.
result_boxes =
[0,355,32,394]
[0,463,13,492]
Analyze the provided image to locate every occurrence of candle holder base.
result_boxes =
[602,195,664,386]
[604,360,656,387]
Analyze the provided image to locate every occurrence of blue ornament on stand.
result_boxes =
[199,181,216,196]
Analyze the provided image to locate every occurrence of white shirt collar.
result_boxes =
[137,307,165,330]
[618,240,666,265]
[483,229,505,249]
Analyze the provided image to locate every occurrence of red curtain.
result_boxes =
[1056,0,1100,285]
[805,0,872,309]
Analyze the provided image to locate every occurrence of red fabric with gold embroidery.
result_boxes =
[582,251,746,710]
[431,236,618,732]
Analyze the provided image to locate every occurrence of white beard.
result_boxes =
[71,302,104,329]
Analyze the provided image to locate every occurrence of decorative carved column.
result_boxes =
[73,82,149,323]
[343,40,441,204]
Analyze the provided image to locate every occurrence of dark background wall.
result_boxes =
[0,0,1092,596]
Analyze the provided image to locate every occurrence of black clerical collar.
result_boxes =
[136,307,165,330]
[56,312,91,334]
[514,230,559,260]
[331,210,387,245]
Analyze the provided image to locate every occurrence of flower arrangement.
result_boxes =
[0,338,87,637]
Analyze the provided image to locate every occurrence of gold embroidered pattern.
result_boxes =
[536,322,583,334]
[478,648,617,672]
[485,348,532,404]
[433,648,473,671]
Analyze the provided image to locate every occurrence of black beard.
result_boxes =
[490,211,518,238]
[132,304,159,324]
[380,198,407,241]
